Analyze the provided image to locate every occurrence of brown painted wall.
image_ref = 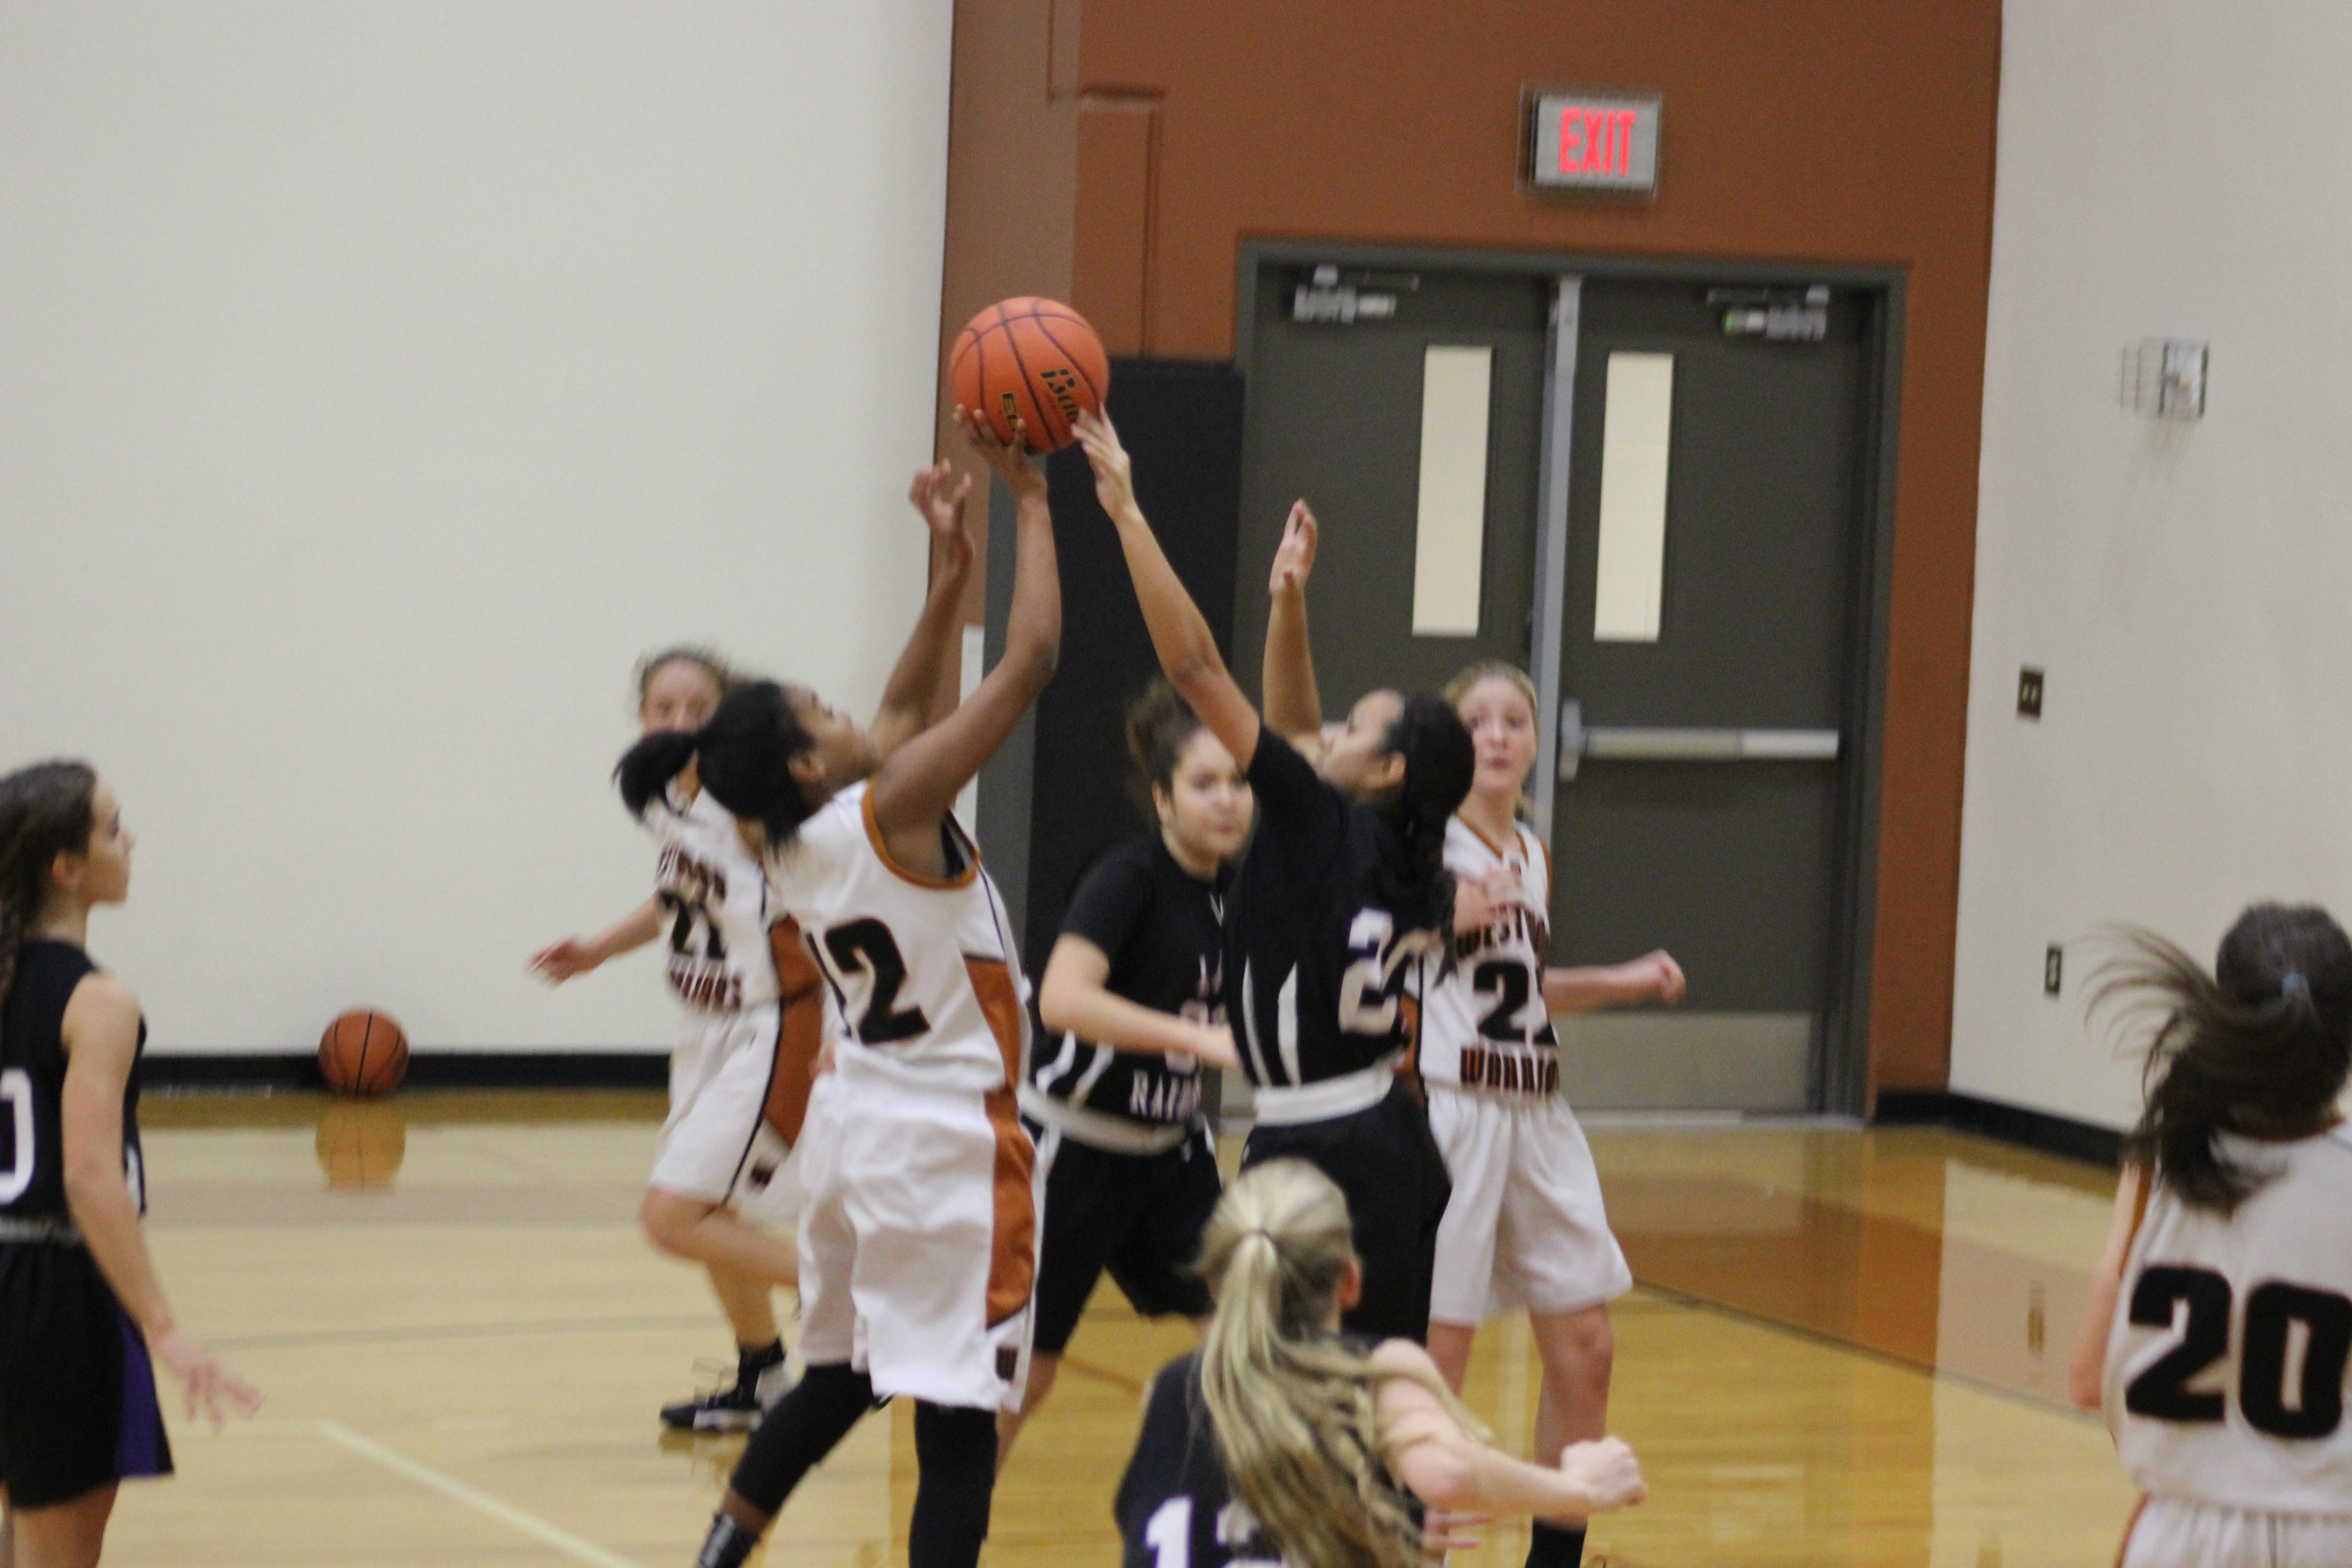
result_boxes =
[943,0,2001,1098]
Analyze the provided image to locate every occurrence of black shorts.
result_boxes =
[1026,1118,1221,1356]
[0,1240,173,1509]
[1241,1078,1451,1345]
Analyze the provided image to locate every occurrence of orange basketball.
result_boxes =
[949,297,1109,454]
[318,1009,408,1098]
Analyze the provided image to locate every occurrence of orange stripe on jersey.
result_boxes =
[964,956,1026,1088]
[861,789,978,890]
[762,917,829,1146]
[982,1086,1037,1326]
[2113,1494,2148,1568]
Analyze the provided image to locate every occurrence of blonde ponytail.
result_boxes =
[1195,1161,1481,1568]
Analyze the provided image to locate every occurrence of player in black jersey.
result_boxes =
[1078,416,1474,1344]
[0,762,258,1565]
[1002,680,1251,1463]
[1115,1159,1645,1568]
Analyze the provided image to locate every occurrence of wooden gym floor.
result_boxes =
[97,1093,2136,1567]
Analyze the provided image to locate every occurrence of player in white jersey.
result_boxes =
[1421,662,1684,1568]
[534,648,813,1432]
[2067,904,2352,1568]
[626,413,1058,1568]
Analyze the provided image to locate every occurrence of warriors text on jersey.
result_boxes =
[1029,835,1225,1128]
[1420,816,1559,1097]
[769,781,1027,1095]
[1,941,146,1225]
[644,784,780,1015]
[2104,1126,2352,1516]
[1225,734,1441,1090]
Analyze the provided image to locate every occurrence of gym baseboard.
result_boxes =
[144,1052,669,1093]
[1872,1088,2121,1168]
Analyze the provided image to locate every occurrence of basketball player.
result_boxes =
[1000,679,1250,1463]
[1075,414,1473,1346]
[2065,904,2352,1567]
[1114,1158,1646,1568]
[0,762,260,1567]
[1419,660,1685,1568]
[531,647,814,1433]
[640,409,1054,1568]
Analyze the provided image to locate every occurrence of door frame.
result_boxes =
[1232,239,1906,1117]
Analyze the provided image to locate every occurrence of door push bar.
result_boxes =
[1557,700,1840,783]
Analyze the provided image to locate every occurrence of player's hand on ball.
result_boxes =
[156,1326,263,1429]
[908,460,976,576]
[1640,950,1686,1005]
[1187,1023,1242,1074]
[1073,411,1137,518]
[1558,1436,1646,1511]
[956,404,1045,498]
[529,937,600,984]
[1269,501,1319,594]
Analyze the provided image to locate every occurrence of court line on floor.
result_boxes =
[1626,1282,2103,1426]
[314,1420,645,1568]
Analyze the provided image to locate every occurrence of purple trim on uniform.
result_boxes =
[112,1306,171,1480]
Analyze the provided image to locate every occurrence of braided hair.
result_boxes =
[1376,694,1475,941]
[2099,903,2352,1213]
[0,761,99,1050]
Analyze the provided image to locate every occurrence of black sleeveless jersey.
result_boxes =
[1115,1346,1411,1568]
[1224,734,1440,1088]
[0,941,148,1224]
[1028,835,1226,1127]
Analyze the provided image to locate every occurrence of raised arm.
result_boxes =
[62,977,260,1426]
[1371,1340,1645,1521]
[866,461,980,761]
[1261,502,1325,755]
[1037,936,1240,1071]
[1075,412,1262,773]
[867,412,1058,854]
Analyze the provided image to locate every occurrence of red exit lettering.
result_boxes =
[1558,106,1637,177]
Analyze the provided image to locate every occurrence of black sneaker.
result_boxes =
[660,1356,795,1433]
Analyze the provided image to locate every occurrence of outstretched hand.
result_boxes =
[1559,1436,1647,1512]
[1632,950,1687,1006]
[908,460,977,578]
[956,404,1045,500]
[1269,500,1319,594]
[529,936,600,985]
[1073,410,1137,520]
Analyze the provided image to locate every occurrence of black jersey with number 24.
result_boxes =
[1029,835,1226,1127]
[1223,733,1437,1088]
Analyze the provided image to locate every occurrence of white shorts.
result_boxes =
[2124,1495,2352,1568]
[794,1069,1038,1411]
[1426,1083,1632,1325]
[650,1003,803,1229]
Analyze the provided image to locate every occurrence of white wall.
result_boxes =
[1953,2,2352,1124]
[0,4,954,1052]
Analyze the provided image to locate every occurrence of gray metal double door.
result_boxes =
[1237,260,1879,1112]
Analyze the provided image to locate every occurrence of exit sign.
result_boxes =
[1528,91,1661,195]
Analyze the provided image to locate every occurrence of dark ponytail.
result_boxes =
[0,761,100,1051]
[1123,678,1204,825]
[2100,903,2352,1214]
[615,681,824,849]
[1377,693,1475,940]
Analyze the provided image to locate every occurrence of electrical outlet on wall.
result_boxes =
[2018,666,2044,719]
[2044,943,2063,997]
